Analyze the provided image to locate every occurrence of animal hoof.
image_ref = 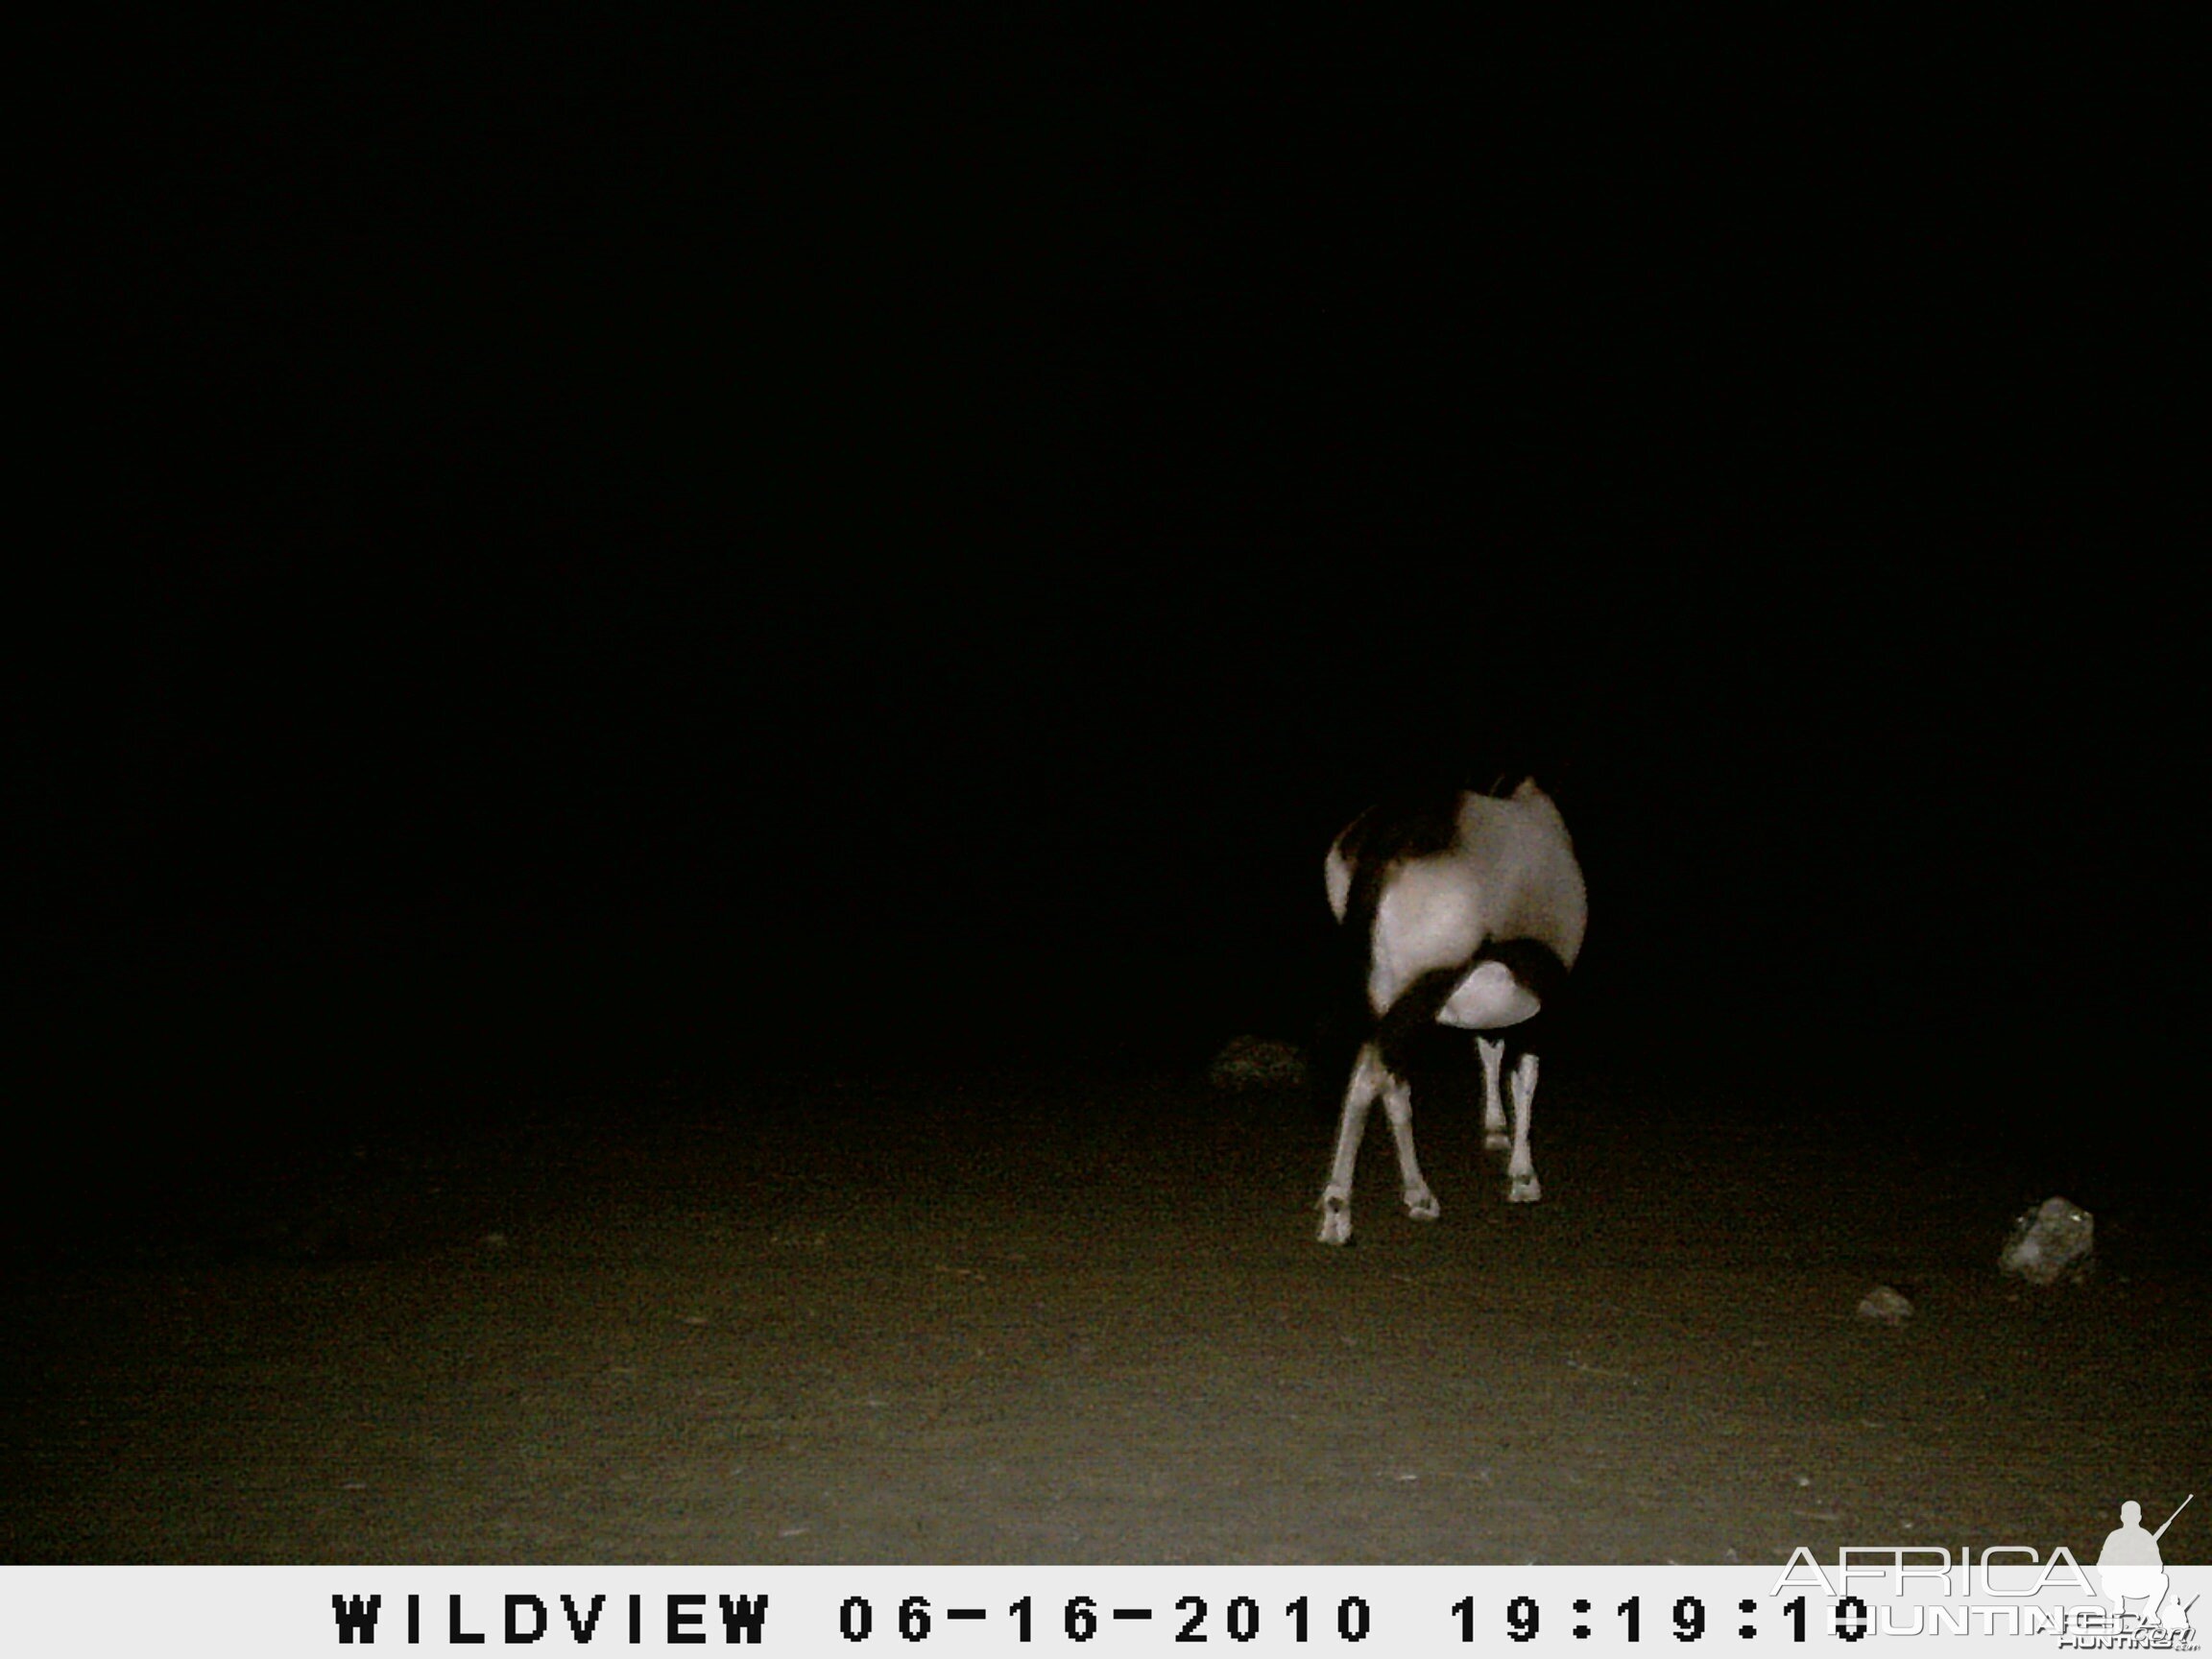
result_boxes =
[1508,1174,1543,1204]
[1405,1192,1441,1222]
[1483,1131,1511,1152]
[1317,1197,1354,1246]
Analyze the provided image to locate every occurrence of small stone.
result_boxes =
[1857,1286,1913,1324]
[1998,1196,2094,1286]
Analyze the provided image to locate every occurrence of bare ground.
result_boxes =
[3,1062,2203,1565]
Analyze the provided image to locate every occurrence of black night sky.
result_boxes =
[12,16,2201,1228]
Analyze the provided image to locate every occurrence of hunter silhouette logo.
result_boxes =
[2098,1494,2193,1633]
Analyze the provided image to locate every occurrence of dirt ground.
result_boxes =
[2,1058,2203,1566]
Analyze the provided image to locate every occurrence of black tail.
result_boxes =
[1327,788,1463,1095]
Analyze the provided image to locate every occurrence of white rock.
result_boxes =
[1857,1286,1913,1324]
[1999,1196,2094,1286]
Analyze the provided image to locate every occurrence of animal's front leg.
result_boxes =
[1505,1049,1542,1203]
[1379,1071,1439,1220]
[1317,1043,1384,1244]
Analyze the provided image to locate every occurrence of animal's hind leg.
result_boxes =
[1317,1043,1384,1244]
[1505,1049,1542,1203]
[1381,1071,1440,1221]
[1478,1035,1509,1151]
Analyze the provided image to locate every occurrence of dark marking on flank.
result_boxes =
[1471,937,1573,1012]
[1334,787,1464,872]
[1368,940,1570,1075]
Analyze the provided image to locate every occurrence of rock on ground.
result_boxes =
[1206,1036,1311,1093]
[1999,1195,2095,1286]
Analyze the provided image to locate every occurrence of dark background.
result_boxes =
[12,16,2200,1229]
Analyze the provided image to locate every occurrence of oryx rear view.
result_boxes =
[1316,779,1587,1245]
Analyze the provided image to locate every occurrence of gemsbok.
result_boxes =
[1316,778,1587,1245]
